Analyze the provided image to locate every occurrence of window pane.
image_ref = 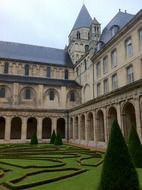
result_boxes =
[111,50,117,67]
[25,89,31,99]
[127,66,134,83]
[70,92,75,102]
[4,62,9,74]
[25,65,29,76]
[49,90,54,101]
[47,67,51,78]
[104,79,109,94]
[0,88,5,98]
[103,56,108,73]
[97,83,101,96]
[65,69,68,79]
[96,62,101,78]
[125,38,133,57]
[112,74,118,90]
[139,29,142,49]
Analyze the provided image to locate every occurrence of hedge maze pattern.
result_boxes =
[0,144,103,190]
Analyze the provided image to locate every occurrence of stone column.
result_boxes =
[93,111,97,145]
[21,117,27,142]
[37,117,43,141]
[116,103,122,129]
[52,117,57,133]
[103,108,108,144]
[78,115,81,143]
[5,116,11,142]
[85,113,88,143]
[135,98,142,140]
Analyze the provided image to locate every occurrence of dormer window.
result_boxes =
[77,31,80,39]
[111,25,119,37]
[97,41,104,51]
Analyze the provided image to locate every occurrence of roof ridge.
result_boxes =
[0,40,64,51]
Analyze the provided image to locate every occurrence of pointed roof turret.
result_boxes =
[72,5,92,31]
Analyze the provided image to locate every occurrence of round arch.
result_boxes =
[57,118,65,138]
[96,110,105,142]
[0,117,5,139]
[122,102,136,141]
[27,117,37,139]
[10,117,22,139]
[108,107,117,136]
[42,118,52,139]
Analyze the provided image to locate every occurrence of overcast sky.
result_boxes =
[0,0,141,49]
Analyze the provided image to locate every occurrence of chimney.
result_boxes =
[125,10,127,13]
[119,9,121,12]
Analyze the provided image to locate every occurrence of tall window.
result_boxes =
[125,37,133,57]
[85,45,89,52]
[96,62,101,78]
[111,25,119,37]
[104,79,109,94]
[24,89,32,99]
[47,67,51,78]
[103,56,108,74]
[49,90,54,101]
[70,91,75,102]
[112,74,118,90]
[0,87,5,98]
[139,28,142,49]
[127,65,134,84]
[64,69,68,79]
[111,49,117,68]
[25,64,29,76]
[4,62,9,74]
[97,83,101,96]
[84,59,87,70]
[77,31,80,39]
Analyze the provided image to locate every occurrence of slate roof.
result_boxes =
[100,11,134,44]
[72,5,93,31]
[0,41,73,67]
[0,74,81,88]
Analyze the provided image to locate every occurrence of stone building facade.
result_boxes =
[0,5,142,148]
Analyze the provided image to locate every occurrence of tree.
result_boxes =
[98,120,139,190]
[30,132,38,145]
[128,125,142,168]
[50,130,56,144]
[54,133,63,145]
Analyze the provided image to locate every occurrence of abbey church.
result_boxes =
[0,5,142,148]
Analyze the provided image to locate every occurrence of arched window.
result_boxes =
[70,91,75,102]
[64,69,68,79]
[25,64,29,76]
[0,87,5,98]
[47,66,51,78]
[77,31,80,39]
[49,90,55,101]
[24,88,32,99]
[4,62,9,74]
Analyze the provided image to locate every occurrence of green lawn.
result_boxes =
[0,144,140,190]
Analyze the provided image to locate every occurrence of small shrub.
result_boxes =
[54,133,63,145]
[128,125,142,168]
[98,120,139,190]
[30,132,38,145]
[50,130,56,144]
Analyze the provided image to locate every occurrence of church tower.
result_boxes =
[68,5,93,64]
[89,17,101,56]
